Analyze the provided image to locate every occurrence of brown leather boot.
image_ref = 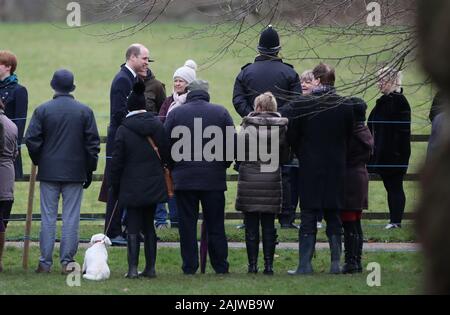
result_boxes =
[0,232,5,272]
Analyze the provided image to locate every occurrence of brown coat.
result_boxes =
[143,69,166,113]
[344,123,374,210]
[0,112,18,201]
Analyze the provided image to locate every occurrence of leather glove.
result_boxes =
[83,172,93,189]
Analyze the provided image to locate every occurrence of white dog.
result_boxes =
[82,233,112,281]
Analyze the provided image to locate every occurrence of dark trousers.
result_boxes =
[176,190,229,274]
[245,212,276,240]
[104,187,124,238]
[0,200,13,232]
[127,206,156,235]
[380,173,406,224]
[279,166,299,225]
[300,208,342,236]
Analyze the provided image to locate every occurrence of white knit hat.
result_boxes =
[173,59,197,84]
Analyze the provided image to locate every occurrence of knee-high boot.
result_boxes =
[341,221,358,274]
[262,229,276,275]
[0,232,5,272]
[355,219,363,272]
[125,234,139,279]
[245,229,259,274]
[328,233,342,274]
[288,233,315,275]
[140,231,157,278]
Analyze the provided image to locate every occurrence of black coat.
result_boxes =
[164,90,235,191]
[0,80,28,178]
[233,55,301,117]
[281,89,354,210]
[367,90,411,176]
[25,94,100,182]
[107,65,136,157]
[235,112,289,213]
[110,112,170,208]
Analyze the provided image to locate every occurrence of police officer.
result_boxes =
[232,25,302,229]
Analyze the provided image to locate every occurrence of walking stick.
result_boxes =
[200,220,208,274]
[22,164,37,270]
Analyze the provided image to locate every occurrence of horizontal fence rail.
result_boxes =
[14,135,428,220]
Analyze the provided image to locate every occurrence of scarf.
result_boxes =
[167,91,187,114]
[312,85,336,95]
[0,74,18,89]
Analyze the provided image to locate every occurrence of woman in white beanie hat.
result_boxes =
[155,59,197,230]
[158,60,197,123]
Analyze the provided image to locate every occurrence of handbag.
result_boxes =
[146,137,175,198]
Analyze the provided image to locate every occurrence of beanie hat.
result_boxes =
[187,79,209,93]
[173,59,197,84]
[258,25,281,55]
[50,69,76,93]
[127,81,146,111]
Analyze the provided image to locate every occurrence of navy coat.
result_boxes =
[164,90,235,191]
[25,94,100,182]
[0,79,28,178]
[233,55,301,117]
[281,89,354,210]
[107,65,136,157]
[110,112,170,208]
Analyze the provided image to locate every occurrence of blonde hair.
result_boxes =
[254,92,277,112]
[378,67,403,93]
[300,70,314,82]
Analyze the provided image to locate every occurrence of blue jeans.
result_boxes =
[155,196,178,226]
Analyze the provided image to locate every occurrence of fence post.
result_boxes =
[23,164,37,270]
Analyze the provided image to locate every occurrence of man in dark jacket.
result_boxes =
[280,63,354,275]
[25,69,100,274]
[165,80,235,275]
[138,67,166,113]
[0,50,28,179]
[232,26,302,229]
[100,43,151,245]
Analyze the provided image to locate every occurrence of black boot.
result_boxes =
[245,229,259,274]
[328,234,342,274]
[125,234,139,279]
[341,222,358,274]
[288,233,315,275]
[140,231,157,278]
[262,229,276,275]
[355,219,363,273]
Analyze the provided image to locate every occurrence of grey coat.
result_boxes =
[235,112,289,213]
[0,111,18,200]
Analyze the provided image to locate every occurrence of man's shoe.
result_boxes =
[110,235,127,246]
[35,264,51,274]
[156,223,168,230]
[384,223,401,230]
[61,263,75,275]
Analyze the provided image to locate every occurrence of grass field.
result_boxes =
[0,246,422,295]
[0,22,426,295]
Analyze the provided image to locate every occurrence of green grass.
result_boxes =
[1,23,430,243]
[0,246,422,294]
[3,220,417,243]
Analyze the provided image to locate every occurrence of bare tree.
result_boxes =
[61,0,425,104]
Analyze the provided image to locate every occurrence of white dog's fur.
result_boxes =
[82,233,112,281]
